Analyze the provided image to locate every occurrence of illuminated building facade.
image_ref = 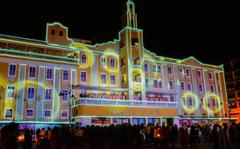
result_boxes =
[225,59,240,123]
[0,0,230,126]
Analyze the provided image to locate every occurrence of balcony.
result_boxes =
[0,48,79,64]
[73,98,178,108]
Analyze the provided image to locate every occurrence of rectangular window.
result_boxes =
[183,97,186,105]
[170,96,175,102]
[152,65,157,72]
[44,109,51,117]
[61,110,68,118]
[9,64,16,76]
[179,68,183,76]
[157,65,161,73]
[198,70,202,79]
[26,109,34,117]
[80,72,87,82]
[169,81,173,90]
[29,66,36,78]
[144,63,148,72]
[110,58,115,67]
[168,66,172,75]
[209,72,213,80]
[189,98,192,106]
[81,53,87,63]
[7,85,15,98]
[45,89,52,100]
[158,80,162,88]
[101,74,107,84]
[212,99,216,107]
[181,82,185,90]
[5,109,13,118]
[145,78,148,87]
[28,87,35,99]
[110,75,116,85]
[210,85,214,93]
[62,89,68,101]
[186,68,190,77]
[187,83,192,91]
[63,70,69,80]
[154,80,158,88]
[199,84,203,92]
[101,57,106,67]
[46,68,53,80]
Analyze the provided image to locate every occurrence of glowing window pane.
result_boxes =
[144,63,148,72]
[154,80,158,88]
[46,68,53,80]
[110,75,116,85]
[63,70,69,80]
[26,109,34,117]
[29,66,36,78]
[28,87,35,99]
[7,85,15,98]
[45,89,52,100]
[168,66,172,75]
[81,53,87,64]
[80,72,87,82]
[157,65,161,73]
[101,74,107,84]
[110,58,115,67]
[9,64,16,76]
[5,109,13,118]
[62,89,68,101]
[44,110,51,117]
[152,65,156,72]
[158,80,162,88]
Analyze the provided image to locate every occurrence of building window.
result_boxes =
[59,31,63,36]
[168,66,172,75]
[154,80,158,88]
[110,58,115,67]
[187,83,192,91]
[26,109,34,117]
[145,79,148,88]
[209,72,213,80]
[186,68,190,77]
[179,68,183,76]
[158,80,162,88]
[81,53,87,64]
[101,74,107,84]
[44,109,51,117]
[181,82,185,90]
[80,72,87,82]
[170,96,175,102]
[61,110,68,119]
[45,89,52,100]
[62,89,69,101]
[144,63,148,72]
[212,99,216,107]
[210,85,214,93]
[152,65,157,72]
[5,109,13,118]
[182,97,186,105]
[9,64,16,76]
[101,57,106,67]
[110,75,116,85]
[63,70,69,81]
[169,81,173,90]
[46,68,53,80]
[157,65,161,73]
[51,29,55,35]
[28,87,35,99]
[7,85,15,98]
[29,66,36,78]
[199,84,203,92]
[189,98,192,106]
[198,70,202,79]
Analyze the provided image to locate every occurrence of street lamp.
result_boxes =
[59,89,75,126]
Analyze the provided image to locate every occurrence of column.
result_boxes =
[16,64,26,121]
[173,65,181,115]
[202,70,210,117]
[36,66,45,121]
[191,68,200,117]
[53,68,60,121]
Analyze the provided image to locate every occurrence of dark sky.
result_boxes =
[1,0,240,65]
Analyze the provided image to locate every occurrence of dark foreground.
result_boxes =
[1,122,240,149]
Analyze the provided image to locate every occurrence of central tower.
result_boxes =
[119,0,146,101]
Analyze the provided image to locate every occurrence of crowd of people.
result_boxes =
[1,122,240,149]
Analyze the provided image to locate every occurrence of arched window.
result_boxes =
[59,31,63,36]
[51,29,55,35]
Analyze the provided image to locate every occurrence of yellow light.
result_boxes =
[203,93,222,115]
[181,91,199,113]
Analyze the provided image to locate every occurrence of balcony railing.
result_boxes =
[0,48,79,64]
[73,98,178,108]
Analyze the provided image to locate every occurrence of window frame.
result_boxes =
[8,63,17,77]
[5,108,13,118]
[101,73,107,85]
[110,75,116,85]
[61,110,68,119]
[44,109,51,118]
[26,108,34,118]
[80,71,87,83]
[62,70,69,81]
[46,68,53,80]
[7,85,15,98]
[45,88,52,101]
[27,87,35,100]
[28,65,36,78]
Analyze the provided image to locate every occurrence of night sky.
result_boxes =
[1,0,240,65]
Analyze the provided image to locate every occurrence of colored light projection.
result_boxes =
[181,91,223,114]
[102,48,119,73]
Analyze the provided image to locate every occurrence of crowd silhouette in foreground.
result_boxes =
[1,122,240,149]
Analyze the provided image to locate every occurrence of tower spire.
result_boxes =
[126,0,137,28]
